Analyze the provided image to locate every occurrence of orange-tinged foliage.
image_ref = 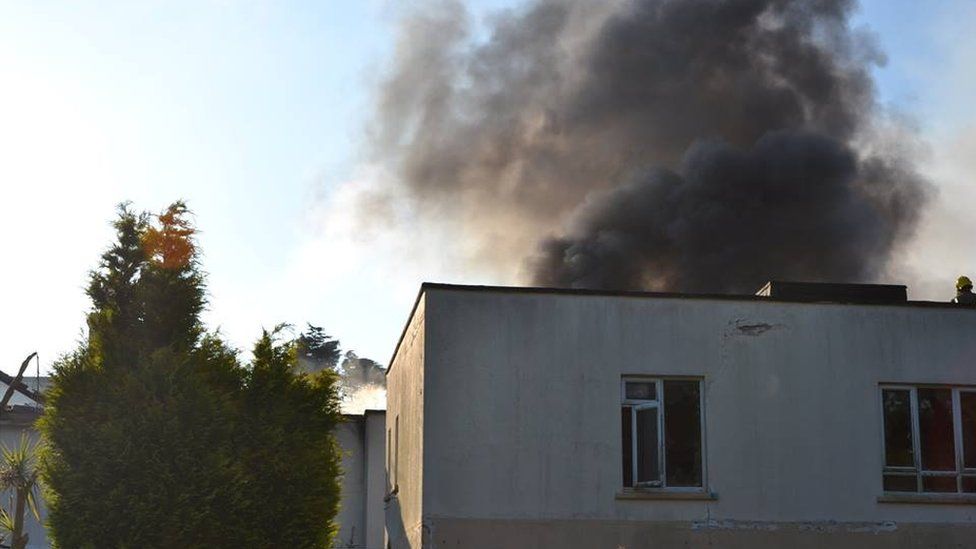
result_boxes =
[141,202,195,270]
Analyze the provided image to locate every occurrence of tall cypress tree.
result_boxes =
[40,203,342,548]
[295,324,341,373]
[241,328,342,547]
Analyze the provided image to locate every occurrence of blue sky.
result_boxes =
[2,0,974,374]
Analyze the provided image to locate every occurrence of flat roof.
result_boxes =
[341,409,386,420]
[420,282,961,308]
[386,282,973,372]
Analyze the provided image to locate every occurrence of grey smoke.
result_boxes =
[339,351,386,395]
[338,351,387,414]
[368,0,929,292]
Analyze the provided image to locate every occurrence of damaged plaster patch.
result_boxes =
[730,319,785,336]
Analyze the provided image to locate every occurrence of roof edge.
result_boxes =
[342,408,388,420]
[384,281,968,377]
[385,284,428,375]
[417,281,963,309]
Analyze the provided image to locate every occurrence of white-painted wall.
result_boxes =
[336,418,367,548]
[385,295,426,549]
[335,411,387,549]
[364,411,386,549]
[387,286,976,546]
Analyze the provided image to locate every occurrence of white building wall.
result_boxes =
[336,410,387,549]
[406,287,976,547]
[336,417,367,548]
[385,295,426,549]
[364,410,387,549]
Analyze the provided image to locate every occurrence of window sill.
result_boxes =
[878,493,976,505]
[616,489,717,501]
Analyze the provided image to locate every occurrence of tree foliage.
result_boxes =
[338,352,386,396]
[295,324,341,373]
[242,328,341,547]
[39,203,342,548]
[0,434,42,549]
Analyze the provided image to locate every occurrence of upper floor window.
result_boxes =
[881,385,976,494]
[621,377,704,490]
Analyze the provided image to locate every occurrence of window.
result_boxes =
[621,377,704,490]
[881,385,976,494]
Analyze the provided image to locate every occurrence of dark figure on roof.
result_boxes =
[953,276,976,305]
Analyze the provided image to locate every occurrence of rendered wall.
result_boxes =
[365,411,387,549]
[336,411,387,549]
[336,417,367,548]
[420,288,976,545]
[386,295,426,549]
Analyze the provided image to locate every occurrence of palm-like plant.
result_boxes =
[0,434,41,549]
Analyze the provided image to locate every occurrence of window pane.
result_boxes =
[664,380,703,487]
[621,407,633,487]
[922,475,957,493]
[882,389,915,467]
[883,474,918,492]
[963,476,976,493]
[636,407,660,485]
[918,388,956,471]
[962,393,976,469]
[626,381,656,401]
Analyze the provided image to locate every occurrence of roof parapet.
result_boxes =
[756,281,907,304]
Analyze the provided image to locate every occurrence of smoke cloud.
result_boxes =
[366,0,929,292]
[338,351,387,415]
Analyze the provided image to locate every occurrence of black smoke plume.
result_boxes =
[368,0,929,292]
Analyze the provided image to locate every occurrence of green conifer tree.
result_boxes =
[40,203,342,548]
[295,324,341,373]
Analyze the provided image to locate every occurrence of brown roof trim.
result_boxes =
[0,371,45,405]
[386,282,972,377]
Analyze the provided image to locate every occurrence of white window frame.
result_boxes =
[880,384,976,494]
[621,376,706,492]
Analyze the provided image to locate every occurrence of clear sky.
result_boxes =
[2,0,974,374]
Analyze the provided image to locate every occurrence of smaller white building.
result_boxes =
[335,409,387,549]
